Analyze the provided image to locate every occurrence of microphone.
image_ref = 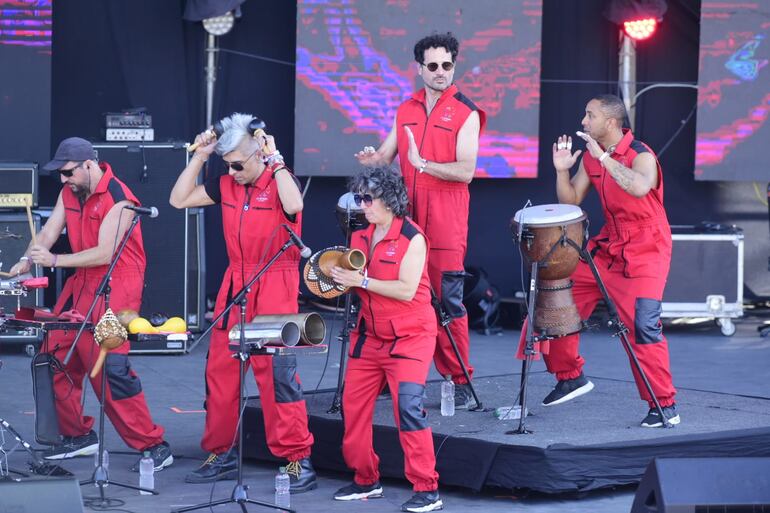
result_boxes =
[282,224,312,258]
[124,205,159,218]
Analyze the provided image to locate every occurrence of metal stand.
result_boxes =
[510,233,673,434]
[429,287,484,412]
[65,215,157,501]
[327,290,355,414]
[174,238,298,513]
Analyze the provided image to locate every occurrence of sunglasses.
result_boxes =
[226,150,258,172]
[423,61,454,72]
[353,193,375,207]
[58,162,82,178]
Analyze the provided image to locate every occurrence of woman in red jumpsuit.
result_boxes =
[329,167,443,513]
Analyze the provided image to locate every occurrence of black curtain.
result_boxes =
[53,0,761,303]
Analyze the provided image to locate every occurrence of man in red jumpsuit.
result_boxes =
[519,94,679,427]
[330,167,443,513]
[170,114,316,490]
[355,32,485,408]
[10,137,172,470]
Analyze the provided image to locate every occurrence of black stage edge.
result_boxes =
[243,372,770,494]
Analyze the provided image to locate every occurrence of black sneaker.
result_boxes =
[286,457,317,493]
[542,373,594,406]
[129,441,174,472]
[641,404,681,428]
[454,383,477,410]
[333,481,384,501]
[42,430,98,460]
[184,449,237,483]
[401,490,443,512]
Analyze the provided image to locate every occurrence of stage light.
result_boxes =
[202,11,235,36]
[623,17,657,41]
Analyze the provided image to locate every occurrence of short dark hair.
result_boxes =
[348,167,409,218]
[413,32,460,64]
[590,94,628,127]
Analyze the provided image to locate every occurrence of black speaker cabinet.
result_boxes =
[0,212,44,346]
[92,143,206,331]
[0,477,84,512]
[631,457,770,513]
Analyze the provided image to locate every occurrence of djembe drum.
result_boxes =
[511,204,587,337]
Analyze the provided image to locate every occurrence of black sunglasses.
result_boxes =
[353,193,375,207]
[423,61,454,72]
[226,150,258,172]
[58,162,82,178]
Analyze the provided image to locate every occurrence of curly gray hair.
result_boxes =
[348,167,409,217]
[215,112,259,156]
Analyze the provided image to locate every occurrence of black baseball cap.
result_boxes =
[42,137,97,171]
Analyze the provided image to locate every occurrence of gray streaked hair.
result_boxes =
[348,166,409,217]
[215,112,259,156]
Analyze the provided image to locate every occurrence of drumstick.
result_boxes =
[25,197,37,246]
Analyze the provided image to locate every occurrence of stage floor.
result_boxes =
[0,315,769,512]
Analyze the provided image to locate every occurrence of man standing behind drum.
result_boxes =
[355,32,485,408]
[526,94,678,427]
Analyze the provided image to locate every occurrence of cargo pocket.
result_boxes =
[105,354,142,400]
[272,355,303,403]
[634,298,663,344]
[441,270,467,318]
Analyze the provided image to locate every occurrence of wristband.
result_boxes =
[51,254,57,269]
[599,151,611,163]
[418,158,428,174]
[360,269,369,289]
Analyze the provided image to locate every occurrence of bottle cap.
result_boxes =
[143,450,151,457]
[279,466,286,473]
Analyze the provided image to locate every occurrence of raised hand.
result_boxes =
[354,145,380,167]
[403,126,423,169]
[552,134,582,172]
[192,128,218,158]
[574,130,604,160]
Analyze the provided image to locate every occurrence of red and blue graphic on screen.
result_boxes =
[295,0,542,178]
[695,2,769,181]
[0,0,51,49]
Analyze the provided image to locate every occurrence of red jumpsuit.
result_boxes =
[47,163,165,450]
[396,84,486,384]
[519,129,677,407]
[201,165,313,460]
[342,216,439,492]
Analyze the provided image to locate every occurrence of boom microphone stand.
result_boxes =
[64,213,157,501]
[174,236,299,513]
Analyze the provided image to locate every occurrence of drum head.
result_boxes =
[513,204,584,226]
[336,192,369,235]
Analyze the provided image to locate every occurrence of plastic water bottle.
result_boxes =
[441,375,455,416]
[275,466,291,510]
[139,450,155,495]
[94,448,109,470]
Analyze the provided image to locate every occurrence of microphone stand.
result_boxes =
[61,214,158,501]
[174,237,298,513]
[327,214,356,414]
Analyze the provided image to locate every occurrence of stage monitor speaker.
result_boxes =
[631,457,770,513]
[0,212,42,306]
[92,143,206,331]
[0,477,84,512]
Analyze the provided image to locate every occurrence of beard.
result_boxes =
[70,183,89,205]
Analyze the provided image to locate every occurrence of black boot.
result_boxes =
[185,449,237,483]
[286,457,317,493]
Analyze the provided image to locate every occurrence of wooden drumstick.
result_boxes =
[25,197,37,246]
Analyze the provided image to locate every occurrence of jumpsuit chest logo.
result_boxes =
[440,105,456,123]
[384,241,398,258]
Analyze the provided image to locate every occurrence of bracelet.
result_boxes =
[360,269,369,289]
[418,158,428,174]
[599,151,611,164]
[192,153,208,163]
[265,151,284,166]
[51,254,57,268]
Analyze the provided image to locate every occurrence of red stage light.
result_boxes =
[623,17,657,41]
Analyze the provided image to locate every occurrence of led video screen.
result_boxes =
[695,1,769,181]
[294,0,542,178]
[0,0,52,164]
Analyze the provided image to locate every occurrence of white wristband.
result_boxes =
[599,151,611,163]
